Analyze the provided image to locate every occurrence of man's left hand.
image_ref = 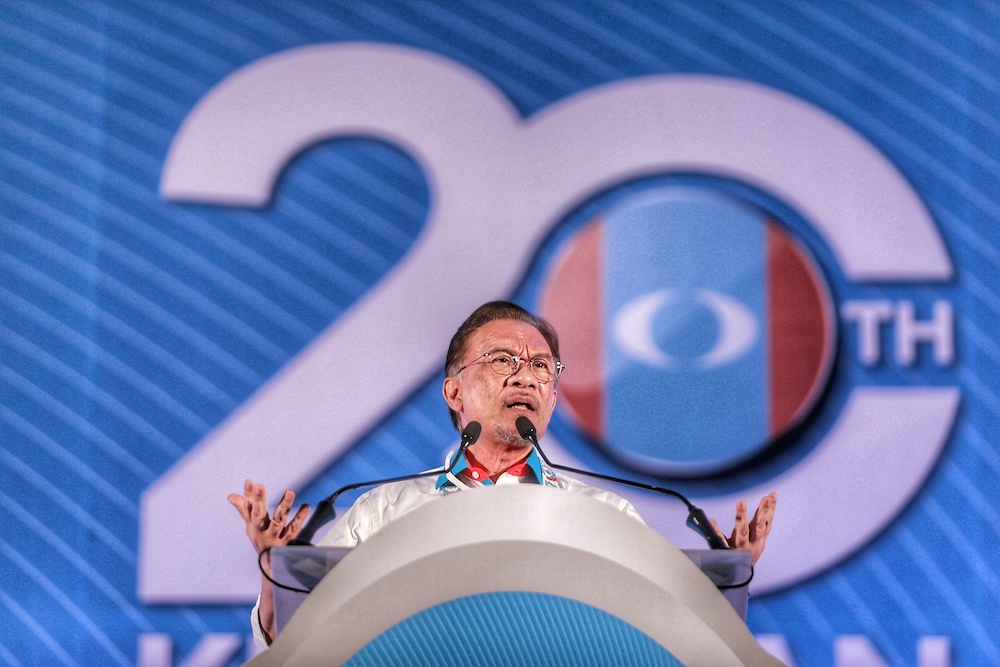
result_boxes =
[711,492,777,565]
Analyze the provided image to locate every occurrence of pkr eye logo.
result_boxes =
[613,288,759,373]
[540,187,835,477]
[141,42,959,601]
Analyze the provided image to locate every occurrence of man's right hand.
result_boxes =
[228,479,311,558]
[227,480,310,644]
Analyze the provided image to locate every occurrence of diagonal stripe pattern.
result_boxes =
[1,1,998,665]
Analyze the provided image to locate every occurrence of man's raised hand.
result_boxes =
[227,480,310,559]
[710,492,777,565]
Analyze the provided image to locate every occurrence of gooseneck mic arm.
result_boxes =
[290,421,482,546]
[514,416,729,550]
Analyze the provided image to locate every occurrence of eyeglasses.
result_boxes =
[457,349,565,383]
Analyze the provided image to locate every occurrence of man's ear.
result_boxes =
[442,376,462,412]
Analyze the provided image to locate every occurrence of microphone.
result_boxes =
[514,416,729,550]
[290,421,482,545]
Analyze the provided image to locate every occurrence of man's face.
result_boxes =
[442,319,559,448]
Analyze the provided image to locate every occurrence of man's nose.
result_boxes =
[508,359,536,386]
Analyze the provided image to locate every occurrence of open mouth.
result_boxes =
[505,396,537,412]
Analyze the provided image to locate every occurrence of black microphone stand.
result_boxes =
[514,416,729,550]
[290,421,482,545]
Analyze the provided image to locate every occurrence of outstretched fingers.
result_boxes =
[271,490,309,539]
[227,480,281,550]
[708,493,778,565]
[226,479,255,521]
[228,480,313,552]
[730,499,750,548]
[269,489,293,529]
[749,492,777,545]
[249,483,272,531]
[285,502,311,540]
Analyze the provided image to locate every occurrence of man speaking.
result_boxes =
[228,301,777,647]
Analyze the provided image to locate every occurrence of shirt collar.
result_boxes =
[436,447,547,490]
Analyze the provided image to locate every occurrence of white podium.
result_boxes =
[247,485,783,666]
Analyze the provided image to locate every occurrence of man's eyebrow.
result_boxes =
[488,347,552,359]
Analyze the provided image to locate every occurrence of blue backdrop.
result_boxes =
[2,2,998,665]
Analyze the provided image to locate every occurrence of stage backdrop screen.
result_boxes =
[2,2,997,665]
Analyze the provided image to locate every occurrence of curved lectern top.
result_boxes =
[247,485,783,667]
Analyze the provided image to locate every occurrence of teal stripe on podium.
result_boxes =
[345,591,684,667]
